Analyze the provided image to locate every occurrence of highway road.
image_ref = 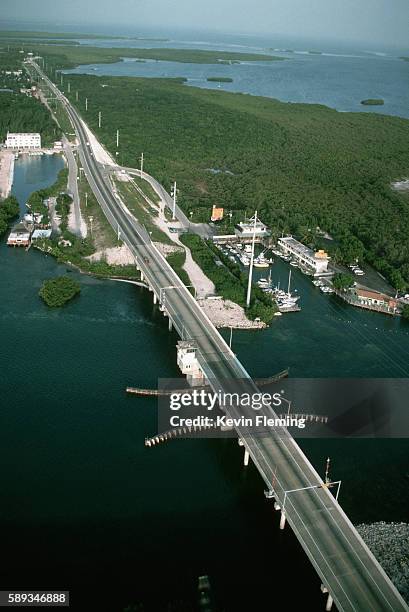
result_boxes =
[122,166,213,238]
[29,60,408,612]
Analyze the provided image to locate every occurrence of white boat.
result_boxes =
[254,259,270,268]
[258,271,273,289]
[274,311,283,317]
[254,251,273,268]
[290,260,298,267]
[312,279,323,287]
[320,285,334,294]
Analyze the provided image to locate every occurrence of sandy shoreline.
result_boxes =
[0,150,15,199]
[198,297,267,329]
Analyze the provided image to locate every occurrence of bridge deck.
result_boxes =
[30,61,408,612]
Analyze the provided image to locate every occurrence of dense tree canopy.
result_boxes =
[39,276,80,307]
[54,73,409,289]
[0,93,57,145]
[0,195,19,236]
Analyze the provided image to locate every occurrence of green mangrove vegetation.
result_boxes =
[207,77,234,83]
[15,43,281,68]
[0,195,20,236]
[39,275,81,307]
[332,273,355,291]
[0,91,58,145]
[49,71,409,290]
[361,99,385,106]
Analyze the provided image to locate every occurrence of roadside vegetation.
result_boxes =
[115,179,172,244]
[180,234,277,322]
[39,275,80,307]
[27,168,69,225]
[46,71,409,292]
[166,250,192,290]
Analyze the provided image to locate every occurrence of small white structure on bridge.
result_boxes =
[176,340,204,384]
[4,132,41,150]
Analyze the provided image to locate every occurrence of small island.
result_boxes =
[39,275,81,307]
[207,77,233,83]
[361,99,385,106]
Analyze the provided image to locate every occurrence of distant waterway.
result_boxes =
[64,34,409,119]
[1,155,408,609]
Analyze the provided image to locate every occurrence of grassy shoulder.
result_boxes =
[180,234,277,323]
[114,178,172,244]
[39,275,80,307]
[52,71,409,292]
[166,250,192,290]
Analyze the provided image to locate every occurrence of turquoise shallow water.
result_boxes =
[1,142,408,609]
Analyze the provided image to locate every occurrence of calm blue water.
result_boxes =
[63,34,409,119]
[1,28,409,607]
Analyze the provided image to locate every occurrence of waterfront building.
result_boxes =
[355,288,398,311]
[32,229,52,240]
[278,236,329,275]
[4,132,41,150]
[235,218,270,239]
[7,222,32,247]
[176,340,204,383]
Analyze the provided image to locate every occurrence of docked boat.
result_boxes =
[274,270,301,312]
[258,271,273,289]
[254,250,273,268]
[320,285,334,294]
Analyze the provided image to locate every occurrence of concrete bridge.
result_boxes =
[29,60,409,612]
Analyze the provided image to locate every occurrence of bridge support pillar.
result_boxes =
[325,595,333,611]
[279,511,286,530]
[168,318,173,332]
[243,449,250,467]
